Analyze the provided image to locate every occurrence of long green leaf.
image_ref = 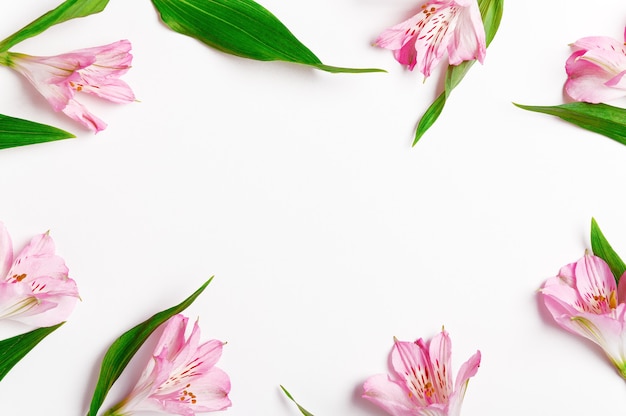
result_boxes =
[0,0,109,52]
[280,385,316,416]
[87,277,214,416]
[0,323,64,382]
[414,0,504,145]
[151,0,384,73]
[590,218,626,283]
[513,102,626,146]
[0,114,75,149]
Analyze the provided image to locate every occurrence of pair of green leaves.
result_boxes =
[413,0,504,145]
[0,0,383,150]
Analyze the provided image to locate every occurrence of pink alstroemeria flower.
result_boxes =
[4,40,135,132]
[565,28,626,103]
[363,329,481,416]
[0,222,79,327]
[106,314,231,416]
[374,0,486,77]
[541,253,626,378]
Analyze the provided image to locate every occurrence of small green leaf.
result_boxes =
[87,277,214,416]
[150,0,384,74]
[0,114,75,149]
[414,0,504,145]
[0,0,110,53]
[513,102,626,146]
[280,385,316,416]
[590,218,626,283]
[0,323,64,382]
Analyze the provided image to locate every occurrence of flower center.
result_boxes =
[179,383,198,405]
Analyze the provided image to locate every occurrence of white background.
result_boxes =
[1,1,626,415]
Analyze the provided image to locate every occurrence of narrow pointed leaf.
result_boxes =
[414,0,504,145]
[514,102,626,146]
[280,385,316,416]
[591,218,626,283]
[0,323,64,382]
[150,0,384,74]
[0,0,110,52]
[87,277,214,416]
[0,114,75,149]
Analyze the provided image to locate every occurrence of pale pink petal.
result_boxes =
[427,330,453,403]
[574,255,617,314]
[61,99,108,132]
[159,367,232,414]
[362,374,417,416]
[446,1,486,65]
[7,232,69,282]
[448,351,481,416]
[0,223,13,280]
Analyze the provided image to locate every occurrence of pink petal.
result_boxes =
[428,330,453,403]
[362,374,417,416]
[446,0,486,65]
[8,232,69,282]
[448,350,481,416]
[0,222,13,280]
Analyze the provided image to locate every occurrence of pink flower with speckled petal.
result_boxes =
[565,28,626,103]
[105,314,231,416]
[375,0,486,77]
[540,253,626,378]
[363,329,480,416]
[0,222,79,327]
[4,40,135,132]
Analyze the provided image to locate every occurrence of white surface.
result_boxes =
[1,1,626,415]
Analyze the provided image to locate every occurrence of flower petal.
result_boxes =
[362,374,417,416]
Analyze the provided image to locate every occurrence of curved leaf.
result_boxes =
[87,277,214,416]
[0,114,75,149]
[514,102,626,146]
[591,218,626,283]
[280,385,316,416]
[0,0,110,53]
[414,0,504,145]
[0,323,64,382]
[151,0,384,73]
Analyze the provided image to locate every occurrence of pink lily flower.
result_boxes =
[565,28,626,103]
[363,329,481,416]
[105,314,231,416]
[541,253,626,378]
[0,222,79,327]
[4,40,135,132]
[374,0,486,77]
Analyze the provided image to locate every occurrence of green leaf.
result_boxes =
[87,277,214,416]
[0,323,64,382]
[590,218,626,283]
[413,0,504,145]
[513,102,626,146]
[280,385,316,416]
[0,114,75,149]
[0,0,110,53]
[150,0,384,74]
